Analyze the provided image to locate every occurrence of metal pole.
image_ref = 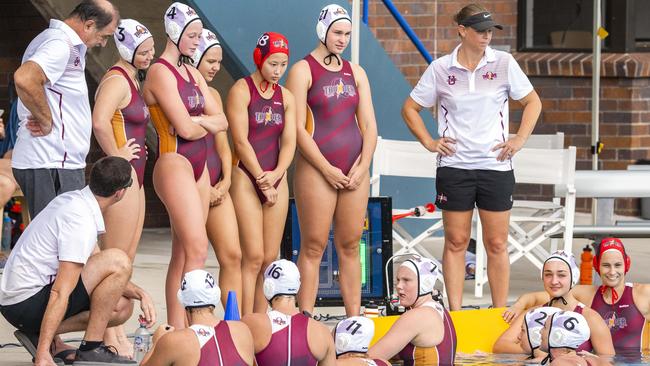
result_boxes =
[591,0,602,223]
[352,0,361,64]
[363,0,369,24]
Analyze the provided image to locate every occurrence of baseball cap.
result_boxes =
[459,11,503,32]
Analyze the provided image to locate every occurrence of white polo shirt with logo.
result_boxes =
[0,186,104,306]
[12,19,91,170]
[410,45,534,171]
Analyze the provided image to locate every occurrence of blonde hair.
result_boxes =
[453,3,489,25]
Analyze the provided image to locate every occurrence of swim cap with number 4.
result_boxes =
[263,259,300,301]
[164,2,201,45]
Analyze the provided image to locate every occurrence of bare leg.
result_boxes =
[154,155,210,328]
[441,210,473,311]
[255,177,289,313]
[0,159,17,205]
[332,170,369,316]
[206,192,242,309]
[294,157,337,314]
[100,168,143,356]
[478,209,511,308]
[230,167,264,315]
[165,227,186,328]
[78,249,132,341]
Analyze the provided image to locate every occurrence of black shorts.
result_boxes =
[0,277,90,334]
[435,167,515,212]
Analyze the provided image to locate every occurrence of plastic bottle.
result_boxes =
[579,245,594,285]
[364,301,379,318]
[2,213,12,253]
[133,317,151,363]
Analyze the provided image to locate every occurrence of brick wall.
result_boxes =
[363,0,517,85]
[362,0,650,216]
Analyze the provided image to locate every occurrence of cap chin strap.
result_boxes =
[260,80,278,93]
[599,285,621,304]
[137,70,146,82]
[549,296,568,306]
[324,52,341,66]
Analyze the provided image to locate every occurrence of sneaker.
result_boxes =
[73,343,137,365]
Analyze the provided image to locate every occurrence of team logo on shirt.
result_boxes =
[323,78,356,99]
[255,106,283,126]
[74,57,80,67]
[272,317,287,326]
[447,75,456,85]
[196,328,211,337]
[143,106,150,119]
[188,90,205,109]
[482,71,497,80]
[436,193,448,203]
[604,311,628,330]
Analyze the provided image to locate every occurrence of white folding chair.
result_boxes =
[474,146,577,297]
[370,137,445,285]
[511,132,564,149]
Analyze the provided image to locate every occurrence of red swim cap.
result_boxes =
[592,237,630,274]
[253,32,289,70]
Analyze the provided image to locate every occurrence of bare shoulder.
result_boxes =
[288,59,310,75]
[158,329,199,355]
[572,285,597,303]
[241,313,267,330]
[279,86,295,103]
[226,320,254,337]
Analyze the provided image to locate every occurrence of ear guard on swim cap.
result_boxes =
[253,32,289,70]
[547,311,590,350]
[400,256,439,297]
[316,4,351,45]
[263,259,301,301]
[114,19,152,65]
[593,237,630,274]
[177,269,221,309]
[191,29,221,68]
[334,316,374,356]
[164,2,201,46]
[542,250,580,289]
[524,307,561,351]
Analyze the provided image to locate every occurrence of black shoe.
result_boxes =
[73,344,137,365]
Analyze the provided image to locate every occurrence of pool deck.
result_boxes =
[1,212,649,365]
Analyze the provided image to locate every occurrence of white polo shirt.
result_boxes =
[12,19,91,170]
[0,186,104,306]
[410,45,534,171]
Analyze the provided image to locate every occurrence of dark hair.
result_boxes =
[89,156,132,197]
[453,3,489,25]
[69,0,119,30]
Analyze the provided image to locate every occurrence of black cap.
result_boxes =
[460,12,503,31]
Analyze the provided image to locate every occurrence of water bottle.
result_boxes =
[2,213,12,253]
[133,318,151,363]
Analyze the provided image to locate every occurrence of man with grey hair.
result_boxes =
[12,0,119,218]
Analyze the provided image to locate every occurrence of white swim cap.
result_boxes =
[334,316,375,356]
[524,306,561,350]
[263,259,301,301]
[164,2,201,45]
[191,29,221,68]
[399,256,439,297]
[542,250,580,288]
[177,269,221,308]
[547,311,590,350]
[316,4,351,45]
[114,19,152,65]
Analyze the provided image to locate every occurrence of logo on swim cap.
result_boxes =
[134,25,149,38]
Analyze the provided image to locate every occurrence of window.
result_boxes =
[517,0,650,52]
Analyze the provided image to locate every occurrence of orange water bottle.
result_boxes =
[579,245,593,285]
